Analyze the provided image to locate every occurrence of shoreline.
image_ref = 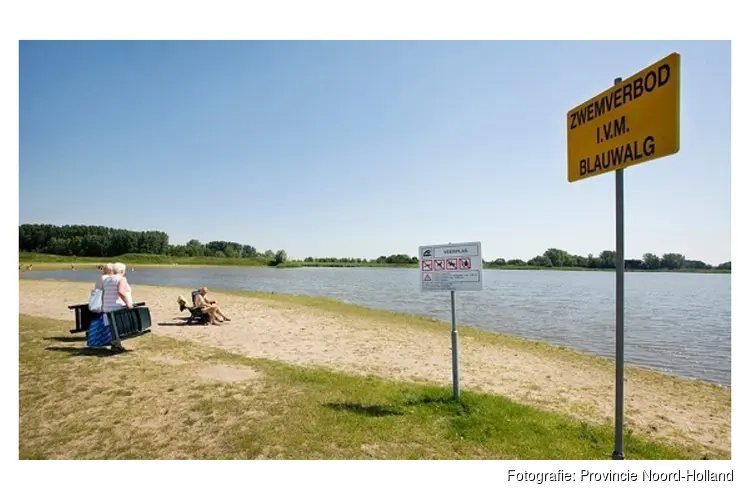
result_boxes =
[18,276,730,387]
[18,278,731,457]
[18,261,731,274]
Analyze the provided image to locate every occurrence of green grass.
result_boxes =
[19,251,274,268]
[275,261,305,268]
[19,314,695,460]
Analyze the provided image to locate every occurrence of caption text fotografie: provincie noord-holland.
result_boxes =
[507,469,733,484]
[569,61,674,179]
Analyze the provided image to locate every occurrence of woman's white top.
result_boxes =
[94,273,107,290]
[101,274,131,325]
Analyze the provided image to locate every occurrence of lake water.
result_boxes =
[27,267,731,386]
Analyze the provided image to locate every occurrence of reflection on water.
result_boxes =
[27,267,731,385]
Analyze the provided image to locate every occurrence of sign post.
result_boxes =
[450,289,459,401]
[613,77,626,461]
[419,241,483,401]
[566,53,681,460]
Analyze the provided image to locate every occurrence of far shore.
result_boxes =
[18,260,731,274]
[18,277,731,458]
[19,262,235,271]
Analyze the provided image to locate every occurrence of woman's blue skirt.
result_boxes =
[86,314,112,347]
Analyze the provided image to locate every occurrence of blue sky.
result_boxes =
[19,41,731,264]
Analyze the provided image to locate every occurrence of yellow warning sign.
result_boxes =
[567,52,681,183]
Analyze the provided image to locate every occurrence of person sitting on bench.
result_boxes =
[194,287,231,325]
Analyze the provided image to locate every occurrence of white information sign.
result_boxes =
[418,241,483,292]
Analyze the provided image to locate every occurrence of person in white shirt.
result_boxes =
[102,262,134,352]
[94,263,114,290]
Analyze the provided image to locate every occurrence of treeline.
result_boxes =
[18,224,289,265]
[303,254,418,265]
[19,225,729,271]
[302,248,729,271]
[486,248,730,271]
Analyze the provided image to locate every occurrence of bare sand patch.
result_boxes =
[19,279,731,457]
[197,364,263,383]
[148,356,188,366]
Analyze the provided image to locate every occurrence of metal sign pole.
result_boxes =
[568,57,680,458]
[450,290,460,401]
[613,76,626,460]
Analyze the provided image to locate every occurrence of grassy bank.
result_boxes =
[20,314,694,459]
[19,252,274,269]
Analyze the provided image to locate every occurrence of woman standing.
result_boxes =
[94,263,114,290]
[87,264,115,348]
[94,262,133,352]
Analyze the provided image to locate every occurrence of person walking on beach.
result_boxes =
[87,263,127,351]
[101,262,134,352]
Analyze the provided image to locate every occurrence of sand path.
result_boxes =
[18,279,730,457]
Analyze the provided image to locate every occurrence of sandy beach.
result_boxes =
[18,279,731,457]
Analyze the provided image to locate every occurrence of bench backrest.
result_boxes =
[106,306,152,342]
